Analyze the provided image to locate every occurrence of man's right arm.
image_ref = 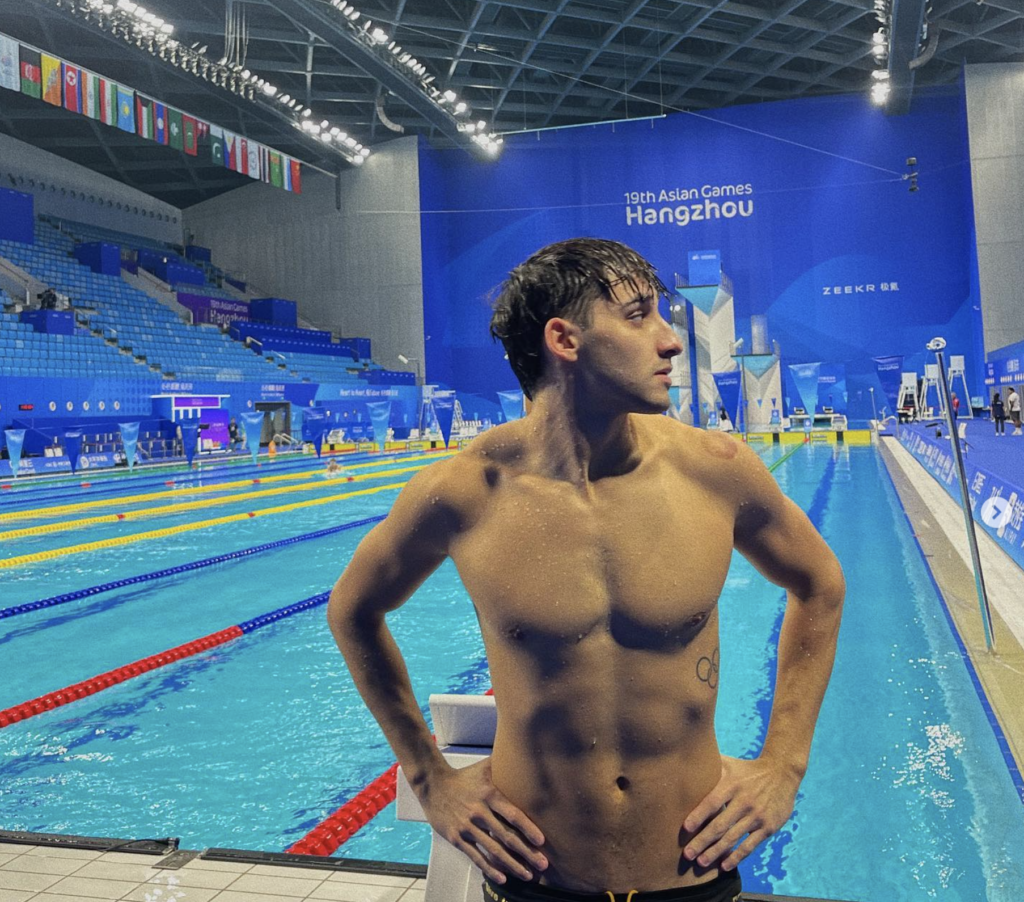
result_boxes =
[326,460,547,884]
[327,463,457,793]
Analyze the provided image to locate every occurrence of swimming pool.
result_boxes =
[1,444,1022,902]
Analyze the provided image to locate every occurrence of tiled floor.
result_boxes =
[0,843,426,902]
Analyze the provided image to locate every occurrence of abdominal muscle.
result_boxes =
[485,642,725,894]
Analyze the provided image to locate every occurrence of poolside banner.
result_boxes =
[301,408,328,457]
[240,412,264,465]
[180,422,200,467]
[62,430,83,474]
[788,362,821,416]
[873,355,903,418]
[4,429,25,477]
[432,391,456,448]
[118,421,140,472]
[712,370,742,429]
[366,400,392,450]
[497,390,525,423]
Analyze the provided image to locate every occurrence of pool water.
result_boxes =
[1,444,1022,902]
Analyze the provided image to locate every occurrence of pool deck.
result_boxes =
[880,436,1024,782]
[0,839,427,902]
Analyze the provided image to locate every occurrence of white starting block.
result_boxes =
[396,694,498,902]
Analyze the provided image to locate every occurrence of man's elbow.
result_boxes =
[814,558,846,610]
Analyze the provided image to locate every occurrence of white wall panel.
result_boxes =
[183,136,423,376]
[964,63,1024,356]
[0,132,182,244]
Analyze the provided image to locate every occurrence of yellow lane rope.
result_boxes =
[0,463,435,542]
[0,481,409,570]
[0,452,451,523]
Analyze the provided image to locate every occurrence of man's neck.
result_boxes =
[525,387,643,487]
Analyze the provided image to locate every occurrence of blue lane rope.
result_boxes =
[0,514,386,621]
[238,591,332,633]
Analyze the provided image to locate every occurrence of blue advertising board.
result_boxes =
[898,425,1024,572]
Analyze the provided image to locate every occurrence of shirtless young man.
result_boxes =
[327,239,845,902]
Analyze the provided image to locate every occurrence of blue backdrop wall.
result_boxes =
[419,85,982,420]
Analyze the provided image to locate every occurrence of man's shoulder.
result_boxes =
[642,415,767,495]
[409,425,519,511]
[641,414,742,467]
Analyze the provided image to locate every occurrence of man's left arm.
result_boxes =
[682,444,846,871]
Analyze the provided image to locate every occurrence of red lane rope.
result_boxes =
[0,626,244,729]
[287,763,400,856]
[288,687,497,857]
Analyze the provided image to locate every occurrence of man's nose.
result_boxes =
[658,317,684,358]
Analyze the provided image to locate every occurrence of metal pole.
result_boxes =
[928,337,997,652]
[869,387,878,423]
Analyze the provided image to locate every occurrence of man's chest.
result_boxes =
[451,472,735,644]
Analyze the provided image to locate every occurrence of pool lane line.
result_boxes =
[0,589,342,729]
[767,443,803,473]
[0,463,433,543]
[0,452,452,523]
[0,480,409,570]
[0,515,388,621]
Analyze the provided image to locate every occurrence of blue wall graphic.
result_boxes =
[419,86,982,418]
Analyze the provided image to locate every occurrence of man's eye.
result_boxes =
[628,311,645,321]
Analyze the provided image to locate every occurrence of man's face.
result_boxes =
[573,275,683,414]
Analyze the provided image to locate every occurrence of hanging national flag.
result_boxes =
[247,140,259,179]
[41,53,61,105]
[100,78,117,126]
[136,95,154,139]
[62,63,82,113]
[183,114,198,155]
[224,131,237,170]
[209,124,224,165]
[168,107,183,150]
[116,85,135,132]
[238,137,248,175]
[18,46,41,98]
[269,151,283,188]
[290,158,302,194]
[81,70,101,119]
[154,102,168,144]
[282,154,292,192]
[196,120,209,139]
[0,35,18,92]
[259,145,270,182]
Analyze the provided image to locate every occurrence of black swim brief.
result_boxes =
[483,869,742,902]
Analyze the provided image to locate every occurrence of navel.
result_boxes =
[616,775,631,791]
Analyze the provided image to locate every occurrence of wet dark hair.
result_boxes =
[489,238,668,400]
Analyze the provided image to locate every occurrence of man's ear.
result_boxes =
[543,317,581,364]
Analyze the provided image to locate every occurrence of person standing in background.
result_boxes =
[950,393,960,420]
[992,392,1007,436]
[1006,386,1022,435]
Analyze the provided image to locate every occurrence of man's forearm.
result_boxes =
[760,585,844,779]
[330,611,450,794]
